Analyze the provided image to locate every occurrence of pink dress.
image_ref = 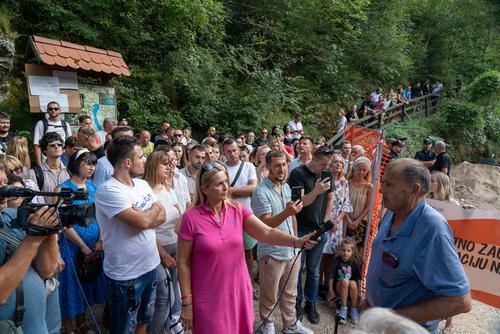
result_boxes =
[178,202,254,334]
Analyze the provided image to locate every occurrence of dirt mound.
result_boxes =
[451,161,500,211]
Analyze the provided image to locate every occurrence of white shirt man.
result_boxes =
[288,113,304,140]
[95,136,165,333]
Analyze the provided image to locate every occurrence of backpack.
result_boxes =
[32,165,44,190]
[41,118,69,139]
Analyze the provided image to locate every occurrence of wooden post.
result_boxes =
[401,104,405,122]
[425,95,429,117]
[378,113,383,128]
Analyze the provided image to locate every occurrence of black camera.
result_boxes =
[0,186,95,235]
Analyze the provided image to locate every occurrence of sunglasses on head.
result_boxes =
[48,107,60,111]
[201,160,223,172]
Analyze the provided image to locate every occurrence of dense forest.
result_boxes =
[0,0,498,160]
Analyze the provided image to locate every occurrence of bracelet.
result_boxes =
[181,294,192,301]
[182,302,192,307]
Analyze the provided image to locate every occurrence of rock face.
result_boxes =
[0,35,15,104]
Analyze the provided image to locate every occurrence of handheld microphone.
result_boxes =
[0,185,35,198]
[309,220,334,240]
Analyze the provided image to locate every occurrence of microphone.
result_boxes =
[309,220,334,241]
[0,185,35,198]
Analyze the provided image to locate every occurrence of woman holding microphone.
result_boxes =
[177,160,317,333]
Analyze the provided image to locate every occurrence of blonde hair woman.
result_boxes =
[7,136,31,174]
[346,156,373,257]
[144,150,184,333]
[177,161,317,333]
[0,155,38,191]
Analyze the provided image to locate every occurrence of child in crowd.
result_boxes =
[327,238,361,325]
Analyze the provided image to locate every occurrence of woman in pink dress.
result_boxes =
[177,161,317,333]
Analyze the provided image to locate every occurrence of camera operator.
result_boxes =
[0,166,61,333]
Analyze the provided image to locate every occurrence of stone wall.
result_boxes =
[0,35,14,104]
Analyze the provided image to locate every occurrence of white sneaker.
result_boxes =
[282,320,314,334]
[259,321,276,334]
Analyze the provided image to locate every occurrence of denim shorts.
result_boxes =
[106,269,158,334]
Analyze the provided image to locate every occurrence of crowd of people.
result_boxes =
[0,96,470,334]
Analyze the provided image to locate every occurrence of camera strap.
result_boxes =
[0,230,25,327]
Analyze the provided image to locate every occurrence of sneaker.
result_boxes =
[259,321,276,334]
[350,307,360,325]
[304,301,320,324]
[338,306,348,324]
[282,320,314,334]
[295,300,303,321]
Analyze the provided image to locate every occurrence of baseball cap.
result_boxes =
[392,140,404,148]
[423,138,432,145]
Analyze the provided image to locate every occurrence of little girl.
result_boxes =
[327,238,361,325]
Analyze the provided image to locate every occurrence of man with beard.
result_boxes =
[251,150,312,334]
[179,145,206,200]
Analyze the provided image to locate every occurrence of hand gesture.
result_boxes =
[313,177,330,195]
[28,206,58,229]
[93,240,103,252]
[297,231,319,250]
[285,200,303,216]
[181,304,193,331]
[161,254,177,268]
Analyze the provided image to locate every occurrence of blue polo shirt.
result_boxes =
[251,176,296,261]
[366,201,469,328]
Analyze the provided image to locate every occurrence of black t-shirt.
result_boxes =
[414,149,436,162]
[327,256,361,282]
[288,164,333,233]
[254,138,270,147]
[432,152,452,176]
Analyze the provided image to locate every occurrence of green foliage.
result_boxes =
[0,0,498,146]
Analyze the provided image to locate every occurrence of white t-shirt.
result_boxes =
[96,130,108,144]
[95,177,160,280]
[33,119,72,145]
[173,168,191,213]
[226,161,257,209]
[288,120,303,140]
[155,188,181,246]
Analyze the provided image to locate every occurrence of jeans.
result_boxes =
[151,243,183,334]
[296,231,327,304]
[106,269,158,334]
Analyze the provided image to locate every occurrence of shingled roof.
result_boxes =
[29,35,131,77]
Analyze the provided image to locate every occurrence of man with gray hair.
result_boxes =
[96,117,117,144]
[431,141,452,176]
[350,145,365,161]
[366,158,471,334]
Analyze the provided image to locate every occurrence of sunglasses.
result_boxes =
[201,160,223,172]
[382,250,399,268]
[48,142,63,148]
[174,134,183,137]
[8,167,23,174]
[48,107,60,111]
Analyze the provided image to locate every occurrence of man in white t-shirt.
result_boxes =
[33,101,72,165]
[95,136,166,334]
[288,113,304,140]
[289,136,314,175]
[223,139,257,276]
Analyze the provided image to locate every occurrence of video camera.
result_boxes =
[0,185,95,236]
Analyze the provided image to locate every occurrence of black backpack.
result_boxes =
[41,118,70,139]
[32,165,44,190]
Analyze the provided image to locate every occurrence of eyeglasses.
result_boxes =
[48,142,63,148]
[48,107,60,111]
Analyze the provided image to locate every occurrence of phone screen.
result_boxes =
[291,186,303,202]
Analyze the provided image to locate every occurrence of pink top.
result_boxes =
[178,201,254,334]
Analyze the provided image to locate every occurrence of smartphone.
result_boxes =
[321,169,332,180]
[291,186,303,202]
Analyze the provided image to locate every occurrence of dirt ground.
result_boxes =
[89,162,500,333]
